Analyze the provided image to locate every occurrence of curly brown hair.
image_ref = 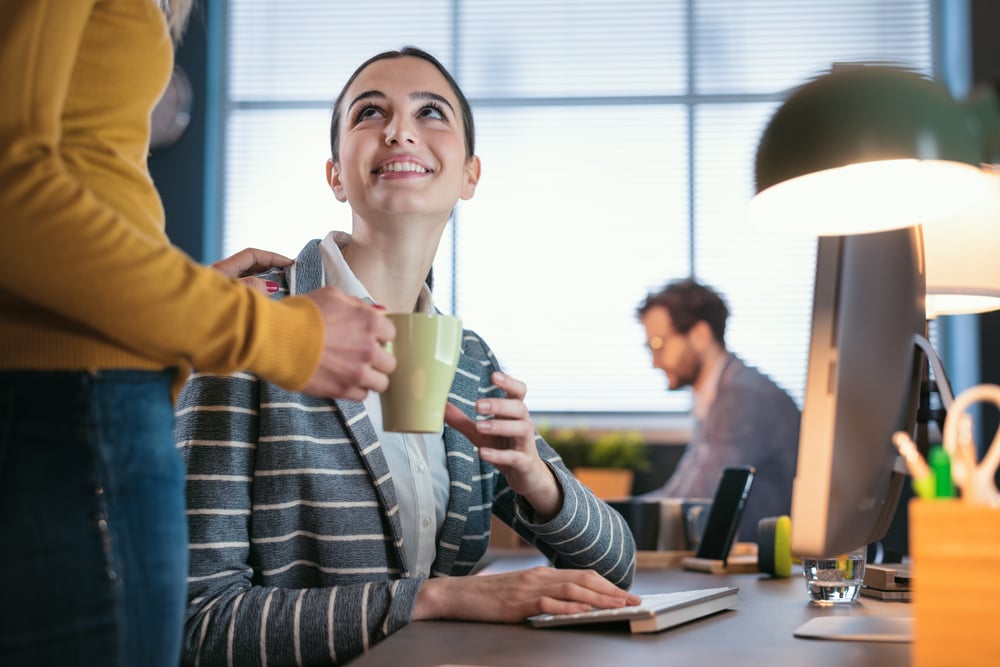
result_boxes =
[636,278,730,345]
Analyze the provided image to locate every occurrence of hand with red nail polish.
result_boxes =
[299,287,396,400]
[211,247,293,294]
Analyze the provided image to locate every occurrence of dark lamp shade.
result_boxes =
[750,65,1000,235]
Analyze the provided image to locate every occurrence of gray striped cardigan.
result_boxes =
[176,239,637,667]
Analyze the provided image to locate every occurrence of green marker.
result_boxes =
[929,445,954,499]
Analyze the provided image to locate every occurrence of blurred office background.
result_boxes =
[152,0,1000,463]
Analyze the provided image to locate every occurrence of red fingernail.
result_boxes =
[266,281,279,293]
[373,303,386,311]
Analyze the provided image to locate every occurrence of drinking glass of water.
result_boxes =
[801,546,866,605]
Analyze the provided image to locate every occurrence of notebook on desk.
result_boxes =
[528,586,739,634]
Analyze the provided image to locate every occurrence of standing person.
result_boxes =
[0,3,395,666]
[177,47,639,666]
[637,278,801,540]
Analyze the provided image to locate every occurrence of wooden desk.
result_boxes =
[349,553,912,667]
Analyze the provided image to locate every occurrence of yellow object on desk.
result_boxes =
[909,499,1000,667]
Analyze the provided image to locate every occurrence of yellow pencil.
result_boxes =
[892,431,935,500]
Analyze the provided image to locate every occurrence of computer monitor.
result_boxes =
[790,225,927,559]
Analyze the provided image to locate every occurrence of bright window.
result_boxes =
[220,0,939,421]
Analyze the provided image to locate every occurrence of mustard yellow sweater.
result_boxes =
[0,0,323,398]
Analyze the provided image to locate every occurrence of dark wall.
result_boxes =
[149,9,210,262]
[971,0,1000,482]
[971,0,1000,88]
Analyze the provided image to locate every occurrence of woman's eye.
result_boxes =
[418,104,446,121]
[355,105,382,122]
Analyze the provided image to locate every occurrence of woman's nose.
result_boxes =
[385,116,416,145]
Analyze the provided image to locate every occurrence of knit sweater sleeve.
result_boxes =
[177,372,420,666]
[513,457,638,589]
[0,1,321,392]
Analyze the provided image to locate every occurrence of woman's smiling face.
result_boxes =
[328,55,479,221]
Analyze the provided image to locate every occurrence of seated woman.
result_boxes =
[176,46,638,666]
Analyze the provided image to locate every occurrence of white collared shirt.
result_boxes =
[318,231,450,577]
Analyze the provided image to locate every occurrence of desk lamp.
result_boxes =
[751,64,1000,236]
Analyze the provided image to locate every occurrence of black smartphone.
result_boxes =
[694,465,756,564]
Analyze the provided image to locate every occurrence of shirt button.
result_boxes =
[421,515,432,528]
[415,463,426,474]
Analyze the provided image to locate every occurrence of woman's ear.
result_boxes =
[326,159,348,202]
[459,155,482,201]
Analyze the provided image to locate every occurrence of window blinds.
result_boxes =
[222,0,937,415]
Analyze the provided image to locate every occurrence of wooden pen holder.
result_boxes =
[909,499,1000,667]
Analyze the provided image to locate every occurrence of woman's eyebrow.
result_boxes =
[347,89,456,116]
[347,90,385,112]
[410,91,456,114]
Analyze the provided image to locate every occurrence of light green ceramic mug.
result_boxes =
[380,313,463,433]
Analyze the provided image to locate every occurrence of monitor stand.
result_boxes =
[793,616,912,643]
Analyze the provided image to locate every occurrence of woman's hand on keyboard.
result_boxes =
[412,566,641,622]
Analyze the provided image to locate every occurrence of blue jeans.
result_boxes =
[0,370,187,667]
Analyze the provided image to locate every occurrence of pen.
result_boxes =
[929,445,955,499]
[892,431,936,500]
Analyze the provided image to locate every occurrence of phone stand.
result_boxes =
[681,553,759,574]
